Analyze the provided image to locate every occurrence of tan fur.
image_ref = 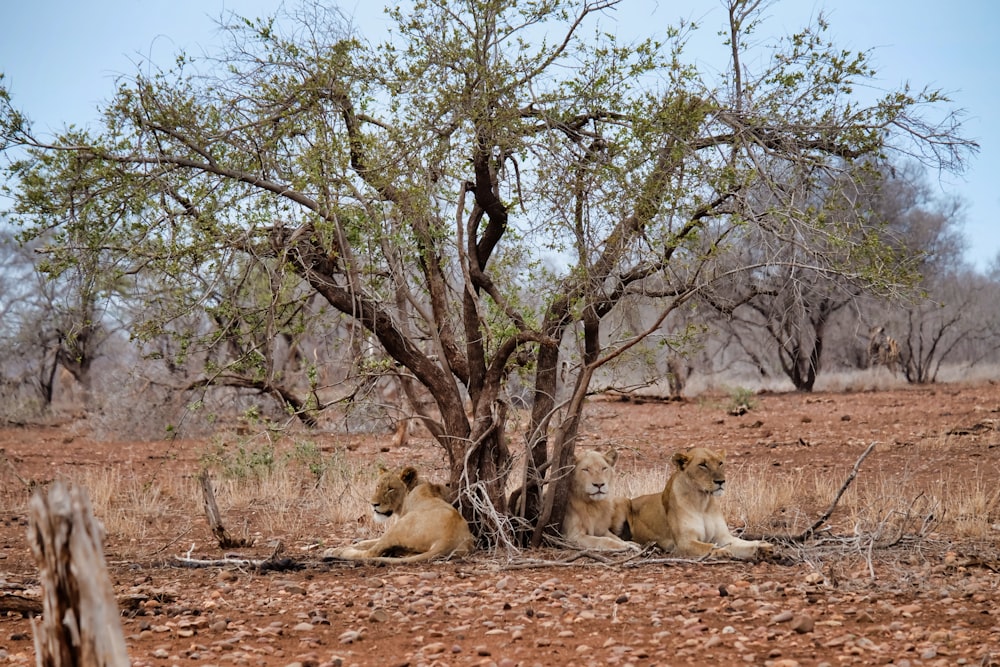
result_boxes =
[325,467,474,564]
[561,449,637,551]
[624,447,772,560]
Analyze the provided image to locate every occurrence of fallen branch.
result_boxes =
[0,594,42,615]
[172,540,300,572]
[791,441,878,543]
[500,544,659,570]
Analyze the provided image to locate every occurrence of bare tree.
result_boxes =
[861,164,997,383]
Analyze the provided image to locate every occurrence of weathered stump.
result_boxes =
[197,471,251,549]
[27,481,130,667]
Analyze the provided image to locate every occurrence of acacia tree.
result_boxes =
[0,0,975,542]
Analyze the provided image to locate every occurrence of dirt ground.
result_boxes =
[1,380,999,666]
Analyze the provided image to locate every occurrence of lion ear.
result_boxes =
[604,448,619,466]
[672,451,690,470]
[399,466,420,489]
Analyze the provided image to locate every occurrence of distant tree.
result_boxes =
[892,268,1000,383]
[0,223,115,417]
[862,164,998,383]
[697,164,904,392]
[0,0,976,541]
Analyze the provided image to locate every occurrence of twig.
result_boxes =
[622,557,738,568]
[500,545,660,570]
[2,454,34,491]
[791,441,877,543]
[140,525,195,559]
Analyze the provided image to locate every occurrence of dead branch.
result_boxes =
[198,471,253,549]
[173,555,269,569]
[172,540,298,572]
[791,441,878,543]
[0,594,42,615]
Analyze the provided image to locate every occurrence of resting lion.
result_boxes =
[561,449,637,551]
[324,466,474,564]
[623,447,771,560]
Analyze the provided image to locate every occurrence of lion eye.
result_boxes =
[699,463,709,469]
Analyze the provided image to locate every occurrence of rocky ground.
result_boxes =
[0,380,998,666]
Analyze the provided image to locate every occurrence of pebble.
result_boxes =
[790,614,814,634]
[338,630,363,644]
[770,610,794,624]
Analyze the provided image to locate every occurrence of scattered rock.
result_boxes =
[770,610,794,624]
[338,630,363,644]
[790,614,814,634]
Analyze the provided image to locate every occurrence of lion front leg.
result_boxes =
[324,534,400,560]
[672,538,719,559]
[714,538,773,560]
[574,533,642,551]
[323,544,372,560]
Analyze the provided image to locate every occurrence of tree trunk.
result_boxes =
[27,481,130,667]
[515,344,561,544]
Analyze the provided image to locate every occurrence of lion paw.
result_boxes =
[323,546,347,560]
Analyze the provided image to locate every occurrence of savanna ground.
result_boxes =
[0,376,999,667]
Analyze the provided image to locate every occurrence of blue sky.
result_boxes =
[2,0,996,271]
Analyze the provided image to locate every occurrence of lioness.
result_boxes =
[325,466,474,564]
[561,449,637,551]
[623,447,771,560]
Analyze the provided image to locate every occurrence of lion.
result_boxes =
[324,466,474,564]
[622,447,771,560]
[561,448,637,551]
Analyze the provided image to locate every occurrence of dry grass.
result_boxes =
[72,466,186,555]
[60,436,382,558]
[614,453,1000,551]
[47,429,1000,562]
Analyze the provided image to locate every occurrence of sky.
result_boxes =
[1,0,997,271]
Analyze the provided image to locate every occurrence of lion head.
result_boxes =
[370,466,420,524]
[572,449,619,502]
[673,447,726,496]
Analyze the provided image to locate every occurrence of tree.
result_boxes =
[0,0,976,542]
[0,223,114,418]
[860,163,995,384]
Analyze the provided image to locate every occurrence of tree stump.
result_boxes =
[27,481,130,667]
[197,471,252,549]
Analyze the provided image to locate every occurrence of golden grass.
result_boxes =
[615,455,999,545]
[72,466,182,550]
[44,433,999,561]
